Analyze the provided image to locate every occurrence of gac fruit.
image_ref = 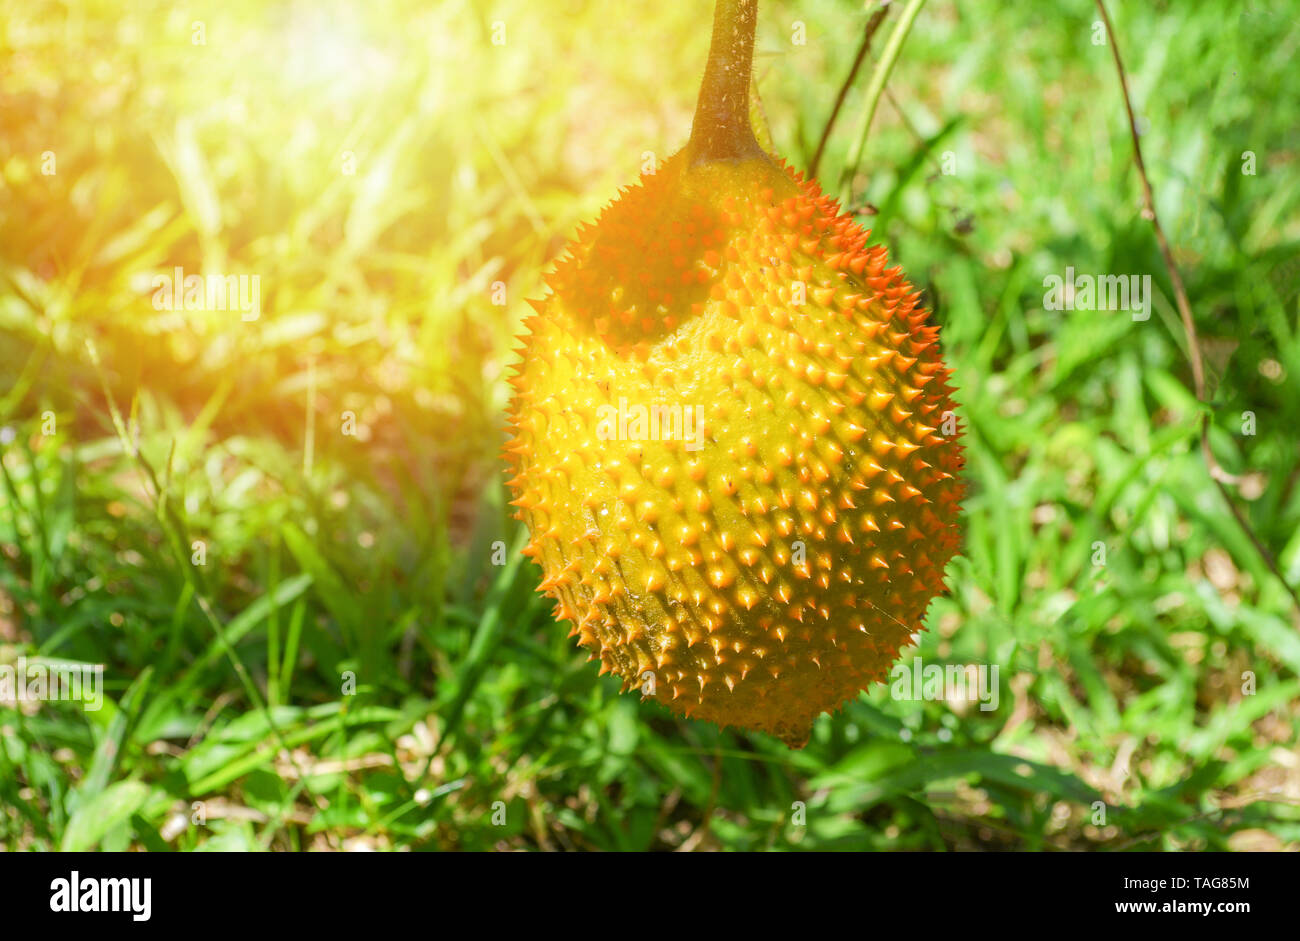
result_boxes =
[504,0,963,747]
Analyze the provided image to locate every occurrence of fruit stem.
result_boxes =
[688,0,763,163]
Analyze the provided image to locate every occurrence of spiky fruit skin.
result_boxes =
[505,150,964,747]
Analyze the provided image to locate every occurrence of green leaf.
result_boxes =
[183,573,314,677]
[61,781,151,852]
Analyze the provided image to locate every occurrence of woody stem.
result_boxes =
[688,0,762,162]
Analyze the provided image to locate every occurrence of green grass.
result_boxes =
[2,0,1299,850]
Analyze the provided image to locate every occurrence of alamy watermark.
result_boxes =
[596,397,705,451]
[50,872,151,921]
[890,657,999,712]
[1043,267,1151,321]
[0,657,104,712]
[150,266,261,321]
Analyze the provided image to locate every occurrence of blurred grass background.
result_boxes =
[2,0,1299,850]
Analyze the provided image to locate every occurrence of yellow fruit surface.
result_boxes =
[506,151,964,747]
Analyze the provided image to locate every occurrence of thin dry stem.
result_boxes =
[1093,0,1300,619]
